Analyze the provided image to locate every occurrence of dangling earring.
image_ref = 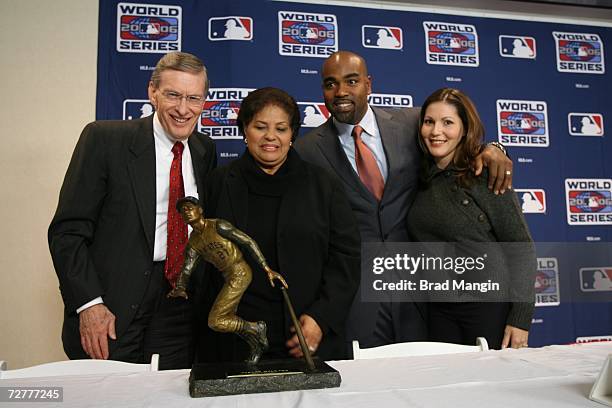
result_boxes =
[244,139,248,145]
[289,141,293,147]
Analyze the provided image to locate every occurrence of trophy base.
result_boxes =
[189,357,341,397]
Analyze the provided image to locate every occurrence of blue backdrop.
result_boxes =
[96,0,611,346]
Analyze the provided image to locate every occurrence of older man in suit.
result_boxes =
[294,51,512,349]
[49,52,217,369]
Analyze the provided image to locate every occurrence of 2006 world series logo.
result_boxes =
[278,11,337,58]
[117,2,181,53]
[497,99,549,147]
[368,93,413,108]
[423,21,479,67]
[565,178,612,225]
[553,31,605,74]
[535,258,560,307]
[199,88,253,139]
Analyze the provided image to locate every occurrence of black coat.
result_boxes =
[200,150,360,361]
[48,116,217,358]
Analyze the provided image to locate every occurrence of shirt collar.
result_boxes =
[333,105,378,139]
[152,112,187,152]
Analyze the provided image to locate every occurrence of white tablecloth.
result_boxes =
[2,342,610,407]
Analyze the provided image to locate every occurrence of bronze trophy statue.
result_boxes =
[169,197,337,397]
[168,196,287,364]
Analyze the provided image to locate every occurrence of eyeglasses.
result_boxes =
[161,90,205,107]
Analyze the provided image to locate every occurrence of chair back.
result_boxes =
[353,338,489,360]
[0,354,159,379]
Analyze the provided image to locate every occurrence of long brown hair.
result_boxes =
[418,88,484,187]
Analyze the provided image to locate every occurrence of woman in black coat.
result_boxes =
[198,87,360,362]
[407,88,536,349]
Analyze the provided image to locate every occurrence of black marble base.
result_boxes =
[189,358,341,397]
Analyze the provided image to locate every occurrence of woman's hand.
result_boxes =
[501,325,529,349]
[286,314,323,358]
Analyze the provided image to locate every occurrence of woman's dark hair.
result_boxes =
[237,87,301,141]
[418,87,484,187]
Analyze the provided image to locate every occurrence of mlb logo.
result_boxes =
[553,31,605,74]
[116,3,181,53]
[208,16,253,41]
[580,267,612,292]
[499,35,536,59]
[362,25,402,50]
[515,189,546,214]
[565,178,612,225]
[278,11,338,58]
[568,113,604,136]
[535,258,560,307]
[423,21,479,67]
[368,93,413,108]
[497,99,549,147]
[122,99,154,120]
[199,88,253,140]
[298,102,329,128]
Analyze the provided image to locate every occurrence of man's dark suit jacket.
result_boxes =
[294,106,428,347]
[48,116,216,358]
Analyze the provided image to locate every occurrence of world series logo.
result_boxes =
[499,35,536,59]
[515,189,546,214]
[117,2,181,53]
[568,113,604,137]
[565,178,612,225]
[580,267,612,292]
[278,11,337,58]
[535,257,560,307]
[362,25,402,50]
[423,21,479,67]
[497,99,549,147]
[209,16,253,41]
[553,31,605,74]
[199,88,253,139]
[368,93,413,108]
[298,102,330,128]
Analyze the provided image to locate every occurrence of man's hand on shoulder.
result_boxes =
[79,304,116,359]
[473,144,513,195]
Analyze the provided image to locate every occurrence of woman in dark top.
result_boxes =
[407,88,536,349]
[200,87,360,361]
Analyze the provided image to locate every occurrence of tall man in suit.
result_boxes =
[49,52,217,369]
[294,51,512,349]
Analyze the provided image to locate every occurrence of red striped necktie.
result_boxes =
[164,141,188,287]
[352,125,384,201]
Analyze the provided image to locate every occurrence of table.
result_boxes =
[1,342,610,407]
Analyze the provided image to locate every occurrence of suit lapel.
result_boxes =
[374,107,402,203]
[315,119,375,202]
[127,117,156,254]
[187,132,209,197]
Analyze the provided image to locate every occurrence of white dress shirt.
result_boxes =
[334,105,388,182]
[152,113,198,261]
